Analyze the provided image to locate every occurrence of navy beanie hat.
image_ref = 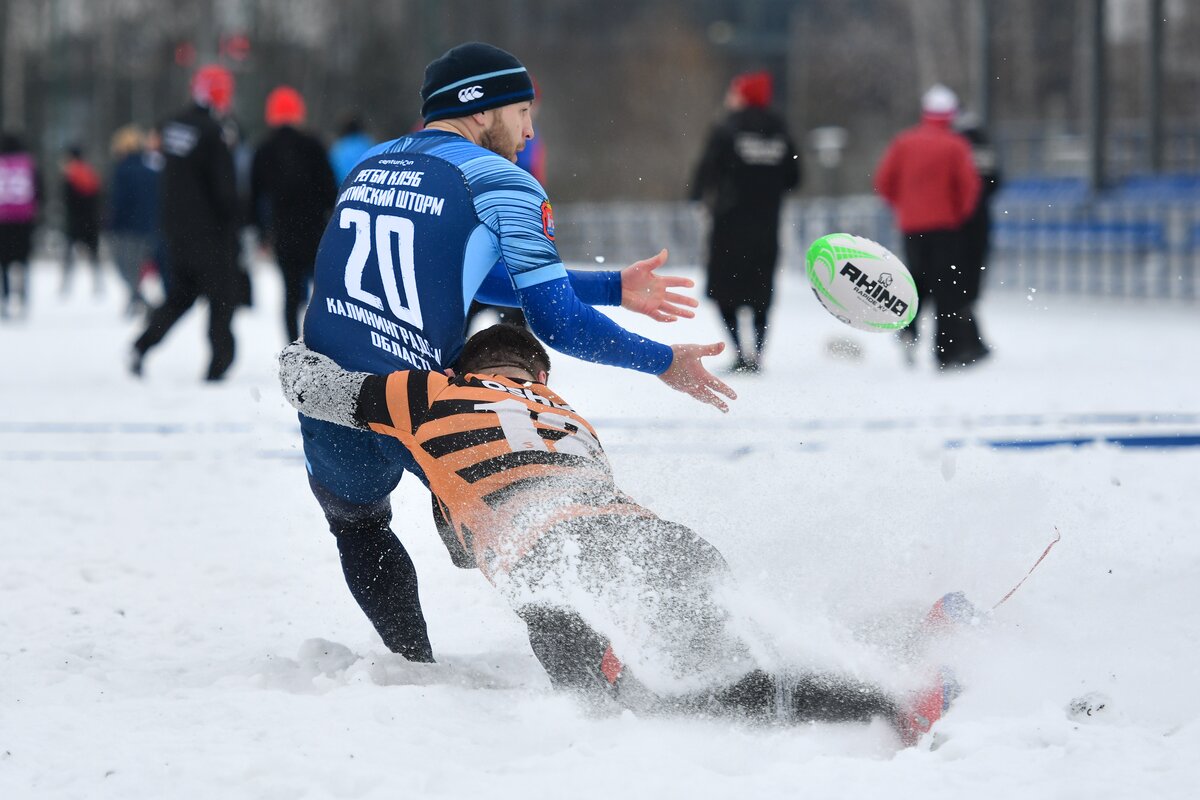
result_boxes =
[421,43,535,123]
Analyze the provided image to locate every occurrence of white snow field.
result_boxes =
[2,257,1198,799]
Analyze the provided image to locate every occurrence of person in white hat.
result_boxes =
[875,85,987,369]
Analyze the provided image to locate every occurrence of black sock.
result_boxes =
[308,475,434,663]
[334,521,434,662]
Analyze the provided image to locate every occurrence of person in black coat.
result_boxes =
[955,113,1002,339]
[690,71,800,374]
[131,64,241,381]
[60,145,103,296]
[250,86,337,343]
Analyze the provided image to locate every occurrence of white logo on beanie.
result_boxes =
[458,86,484,102]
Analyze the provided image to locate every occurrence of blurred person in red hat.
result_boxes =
[130,63,241,381]
[264,86,305,127]
[730,72,772,110]
[690,70,801,374]
[250,85,337,342]
[875,84,986,369]
[191,64,234,115]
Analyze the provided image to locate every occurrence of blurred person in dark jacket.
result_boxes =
[955,112,1001,327]
[107,125,160,317]
[250,86,338,343]
[875,85,984,369]
[60,145,103,296]
[130,64,240,381]
[0,132,40,319]
[690,71,800,374]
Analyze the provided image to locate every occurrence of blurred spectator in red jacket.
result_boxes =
[875,85,987,369]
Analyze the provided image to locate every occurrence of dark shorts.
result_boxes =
[299,414,426,507]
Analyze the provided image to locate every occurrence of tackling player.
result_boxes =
[280,326,938,737]
[300,42,735,664]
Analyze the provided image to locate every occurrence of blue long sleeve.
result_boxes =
[519,278,673,375]
[475,260,622,308]
[568,270,623,305]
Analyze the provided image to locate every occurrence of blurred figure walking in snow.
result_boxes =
[690,71,801,374]
[250,86,337,343]
[0,132,40,320]
[875,85,985,369]
[130,64,241,381]
[59,145,103,297]
[107,125,160,318]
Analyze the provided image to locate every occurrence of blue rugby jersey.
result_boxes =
[304,130,672,376]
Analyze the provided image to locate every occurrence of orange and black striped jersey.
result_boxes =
[357,371,655,580]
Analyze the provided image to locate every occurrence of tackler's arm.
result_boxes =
[278,342,371,430]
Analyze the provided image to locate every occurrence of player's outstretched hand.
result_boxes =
[621,248,699,322]
[658,342,737,413]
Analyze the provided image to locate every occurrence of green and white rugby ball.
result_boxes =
[805,233,918,332]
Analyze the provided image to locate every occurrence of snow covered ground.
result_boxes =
[2,257,1198,799]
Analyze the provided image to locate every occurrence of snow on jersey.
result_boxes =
[304,130,567,374]
[359,370,654,580]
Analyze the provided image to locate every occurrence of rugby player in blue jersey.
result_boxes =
[299,42,735,662]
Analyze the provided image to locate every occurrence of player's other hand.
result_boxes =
[658,342,737,413]
[621,248,698,322]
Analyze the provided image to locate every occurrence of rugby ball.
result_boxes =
[805,233,918,332]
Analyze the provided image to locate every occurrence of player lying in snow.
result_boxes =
[279,324,943,741]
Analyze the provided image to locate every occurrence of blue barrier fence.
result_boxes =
[556,176,1200,301]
